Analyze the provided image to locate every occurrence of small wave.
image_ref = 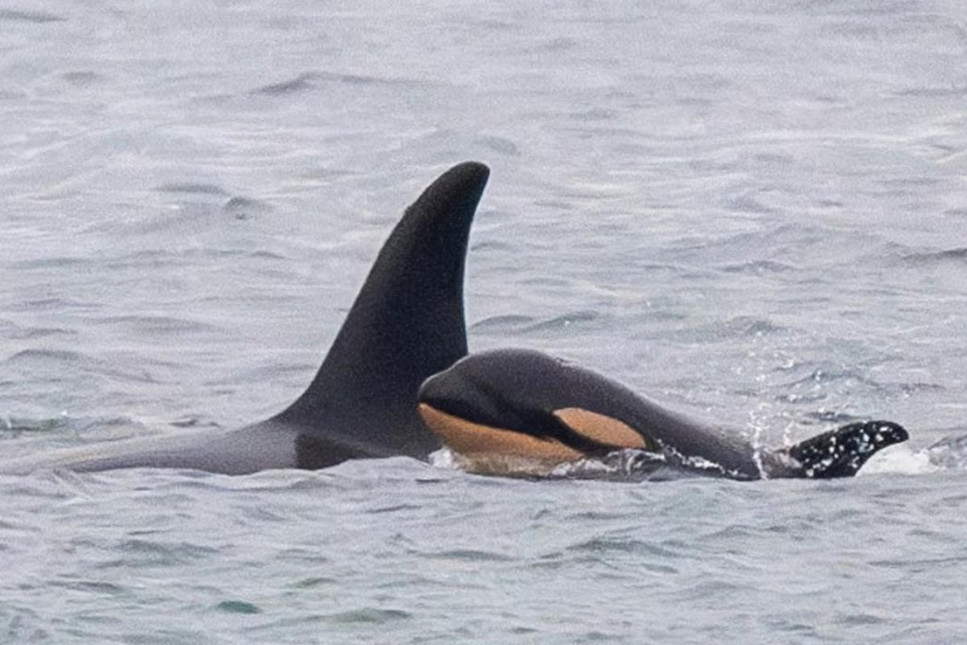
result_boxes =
[155,183,229,196]
[0,416,67,435]
[565,537,682,568]
[569,107,617,122]
[665,316,785,343]
[925,433,967,470]
[0,319,75,340]
[110,538,219,568]
[523,311,599,333]
[222,196,273,220]
[48,579,127,595]
[61,71,101,87]
[720,259,798,275]
[469,311,599,335]
[901,247,967,266]
[470,314,535,332]
[893,86,967,98]
[0,414,147,438]
[168,416,222,429]
[93,315,218,335]
[777,365,945,408]
[4,348,87,365]
[474,135,520,156]
[469,238,514,252]
[800,410,866,424]
[326,608,411,625]
[725,194,777,215]
[432,549,515,563]
[106,248,286,266]
[781,365,872,388]
[2,349,159,384]
[162,468,341,495]
[0,9,65,23]
[12,256,91,270]
[253,71,404,96]
[19,327,73,340]
[290,576,339,589]
[214,600,262,614]
[254,73,316,95]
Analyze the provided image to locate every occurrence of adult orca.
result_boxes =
[0,162,490,475]
[417,348,909,480]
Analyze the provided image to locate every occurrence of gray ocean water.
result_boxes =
[2,1,967,642]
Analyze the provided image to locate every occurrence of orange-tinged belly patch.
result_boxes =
[418,403,584,463]
[552,407,651,451]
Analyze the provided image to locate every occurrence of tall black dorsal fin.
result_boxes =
[274,162,490,457]
[785,420,908,478]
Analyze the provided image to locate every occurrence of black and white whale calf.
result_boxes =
[0,162,490,475]
[418,349,909,480]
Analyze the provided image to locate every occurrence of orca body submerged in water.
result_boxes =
[418,349,908,480]
[0,162,490,475]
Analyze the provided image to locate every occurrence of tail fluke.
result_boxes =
[786,420,909,478]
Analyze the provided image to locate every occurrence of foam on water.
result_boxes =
[857,444,940,477]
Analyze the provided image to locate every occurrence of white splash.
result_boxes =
[856,445,939,476]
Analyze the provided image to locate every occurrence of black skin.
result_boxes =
[0,162,490,475]
[273,161,490,464]
[419,348,908,480]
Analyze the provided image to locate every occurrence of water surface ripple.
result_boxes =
[3,1,967,643]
